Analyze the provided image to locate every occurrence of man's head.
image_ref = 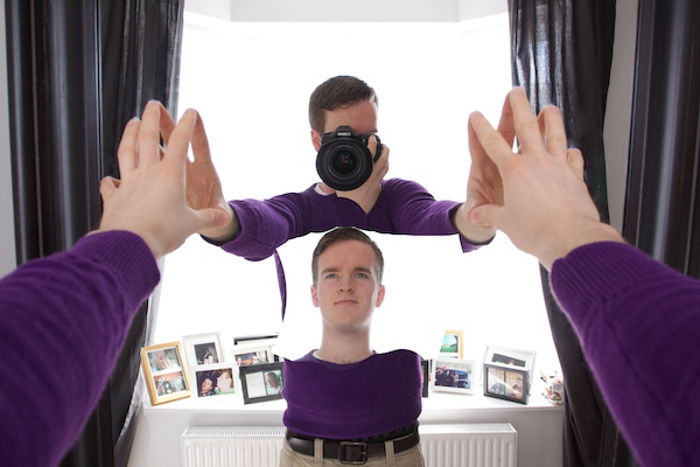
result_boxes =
[310,228,385,331]
[309,76,378,151]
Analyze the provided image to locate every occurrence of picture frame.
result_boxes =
[439,329,464,358]
[420,359,431,398]
[182,332,223,367]
[239,362,284,404]
[483,345,536,385]
[141,342,191,405]
[431,358,475,394]
[484,363,529,404]
[190,363,237,398]
[231,343,273,367]
[232,334,280,362]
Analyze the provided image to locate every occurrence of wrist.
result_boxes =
[539,221,624,270]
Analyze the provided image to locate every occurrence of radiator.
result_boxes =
[182,423,517,467]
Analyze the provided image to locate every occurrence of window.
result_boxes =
[155,13,560,374]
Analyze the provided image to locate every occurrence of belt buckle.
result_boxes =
[338,441,368,465]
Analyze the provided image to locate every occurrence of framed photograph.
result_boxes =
[420,359,431,398]
[190,363,237,398]
[233,334,280,362]
[484,345,536,384]
[484,363,529,404]
[239,362,284,404]
[431,358,475,394]
[141,342,191,405]
[231,343,273,367]
[182,332,223,366]
[440,330,464,358]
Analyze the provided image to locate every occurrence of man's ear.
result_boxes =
[311,129,322,151]
[375,285,386,308]
[310,284,320,307]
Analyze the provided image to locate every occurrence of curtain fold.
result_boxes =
[623,0,700,280]
[507,1,635,465]
[5,1,184,466]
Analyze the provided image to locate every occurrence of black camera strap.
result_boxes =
[273,249,288,320]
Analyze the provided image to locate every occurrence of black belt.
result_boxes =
[285,428,420,465]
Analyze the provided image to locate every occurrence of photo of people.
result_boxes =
[492,352,526,368]
[265,370,283,395]
[239,362,285,404]
[154,371,186,396]
[194,343,219,365]
[194,366,235,397]
[235,350,269,367]
[147,347,181,373]
[485,365,528,404]
[431,358,474,394]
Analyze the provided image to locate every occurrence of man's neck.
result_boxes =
[316,327,372,364]
[317,182,336,195]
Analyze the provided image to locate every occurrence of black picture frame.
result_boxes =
[483,363,529,404]
[239,361,284,404]
[420,359,431,398]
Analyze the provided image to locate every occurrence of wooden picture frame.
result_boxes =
[440,329,464,358]
[141,342,191,405]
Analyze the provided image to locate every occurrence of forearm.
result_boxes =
[551,242,700,467]
[0,232,159,466]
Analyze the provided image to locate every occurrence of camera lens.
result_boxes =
[331,151,357,175]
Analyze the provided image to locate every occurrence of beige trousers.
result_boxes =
[279,438,425,467]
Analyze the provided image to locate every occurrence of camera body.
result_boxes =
[315,125,382,191]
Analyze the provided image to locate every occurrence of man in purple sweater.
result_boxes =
[0,101,231,466]
[281,227,424,466]
[466,88,699,467]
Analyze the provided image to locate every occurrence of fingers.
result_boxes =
[164,108,197,173]
[117,117,140,176]
[190,110,213,163]
[468,111,513,168]
[156,102,176,145]
[508,88,545,154]
[138,101,163,166]
[540,106,568,157]
[496,93,516,149]
[469,203,501,229]
[567,148,585,180]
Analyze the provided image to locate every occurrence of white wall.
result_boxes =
[0,0,17,277]
[604,0,639,231]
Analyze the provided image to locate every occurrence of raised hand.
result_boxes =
[335,135,389,214]
[97,102,231,258]
[467,88,622,268]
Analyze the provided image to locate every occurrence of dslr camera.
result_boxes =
[315,125,383,191]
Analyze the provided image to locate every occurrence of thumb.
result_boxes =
[99,176,120,202]
[567,148,585,181]
[193,207,231,232]
[469,204,501,229]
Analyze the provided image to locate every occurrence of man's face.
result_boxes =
[311,239,385,331]
[311,100,378,151]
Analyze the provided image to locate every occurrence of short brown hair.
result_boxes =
[311,227,384,284]
[309,76,378,133]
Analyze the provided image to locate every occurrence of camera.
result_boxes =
[315,125,383,191]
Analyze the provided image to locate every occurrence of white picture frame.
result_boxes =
[483,345,536,385]
[231,343,273,367]
[431,357,476,394]
[190,362,238,398]
[182,332,223,367]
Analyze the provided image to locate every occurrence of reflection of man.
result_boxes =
[190,75,495,264]
[280,228,424,465]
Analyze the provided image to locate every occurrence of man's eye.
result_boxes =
[355,272,369,279]
[325,273,338,279]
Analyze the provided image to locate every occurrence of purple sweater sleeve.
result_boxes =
[0,231,160,467]
[218,178,490,260]
[550,241,700,467]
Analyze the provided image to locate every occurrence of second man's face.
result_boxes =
[312,100,378,151]
[311,239,385,331]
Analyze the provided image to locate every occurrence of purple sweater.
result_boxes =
[0,231,160,467]
[219,178,481,260]
[550,241,700,467]
[283,350,422,439]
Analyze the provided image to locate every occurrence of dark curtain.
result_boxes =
[5,1,184,466]
[507,1,636,466]
[623,0,700,281]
